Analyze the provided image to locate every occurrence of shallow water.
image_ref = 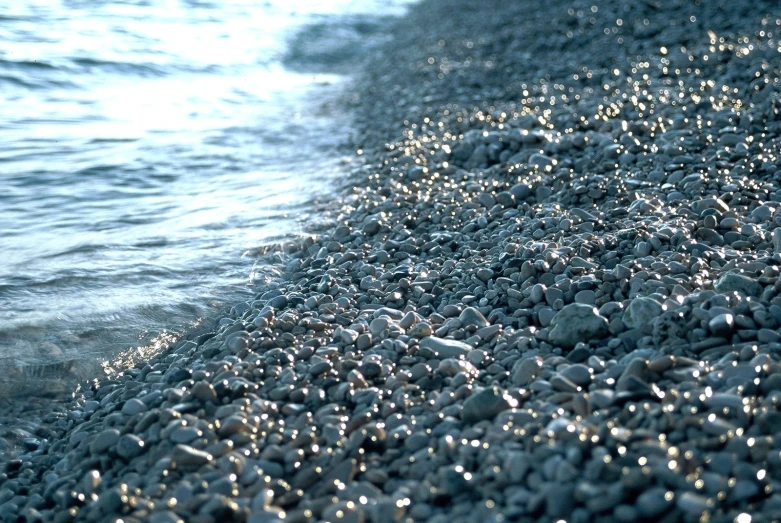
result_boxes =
[0,0,414,383]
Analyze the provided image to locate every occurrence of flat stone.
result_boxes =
[692,197,729,214]
[559,364,592,386]
[171,444,212,468]
[548,303,609,349]
[121,398,146,416]
[550,374,580,393]
[708,313,735,337]
[170,426,202,444]
[419,336,472,359]
[676,492,712,516]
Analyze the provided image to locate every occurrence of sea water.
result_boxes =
[0,0,414,383]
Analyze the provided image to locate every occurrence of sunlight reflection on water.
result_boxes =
[0,0,416,387]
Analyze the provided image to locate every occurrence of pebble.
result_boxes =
[90,429,120,455]
[171,444,212,468]
[708,313,735,337]
[461,386,516,424]
[636,488,674,518]
[714,272,762,297]
[418,336,472,359]
[116,434,145,460]
[6,3,781,523]
[559,364,592,386]
[548,303,609,349]
[458,307,489,328]
[121,398,146,416]
[622,297,662,329]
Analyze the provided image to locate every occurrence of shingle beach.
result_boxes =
[4,0,781,521]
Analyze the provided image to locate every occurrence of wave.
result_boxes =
[283,15,394,73]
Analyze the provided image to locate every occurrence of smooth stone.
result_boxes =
[458,307,489,328]
[369,317,389,335]
[559,364,592,386]
[676,492,712,516]
[373,307,404,320]
[751,205,774,221]
[538,307,556,327]
[476,268,493,283]
[121,398,146,416]
[191,381,218,403]
[758,328,781,343]
[616,359,650,392]
[574,290,596,305]
[545,287,564,306]
[550,374,580,393]
[309,360,332,376]
[706,393,744,410]
[408,322,432,338]
[774,228,781,253]
[714,272,762,297]
[548,303,609,349]
[461,386,516,424]
[116,434,145,460]
[170,427,201,444]
[636,487,674,518]
[622,297,663,329]
[510,183,532,200]
[692,197,729,214]
[419,336,472,359]
[708,313,735,337]
[90,429,120,455]
[171,444,212,468]
[512,357,542,386]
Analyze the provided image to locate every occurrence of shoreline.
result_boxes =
[4,0,781,522]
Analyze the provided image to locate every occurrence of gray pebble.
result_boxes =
[461,386,515,424]
[548,303,609,349]
[90,429,120,455]
[419,336,472,359]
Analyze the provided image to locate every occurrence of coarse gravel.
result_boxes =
[4,0,781,522]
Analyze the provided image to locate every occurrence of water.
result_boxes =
[0,0,413,387]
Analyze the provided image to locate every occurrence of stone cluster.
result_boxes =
[3,0,781,522]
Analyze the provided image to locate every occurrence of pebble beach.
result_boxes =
[4,0,781,521]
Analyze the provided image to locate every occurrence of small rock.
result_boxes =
[90,429,120,455]
[121,398,146,416]
[559,364,592,386]
[458,307,489,328]
[548,303,609,349]
[461,386,516,424]
[116,434,145,460]
[171,444,212,468]
[419,337,472,359]
[636,488,674,518]
[708,313,735,337]
[714,272,762,297]
[623,297,663,329]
